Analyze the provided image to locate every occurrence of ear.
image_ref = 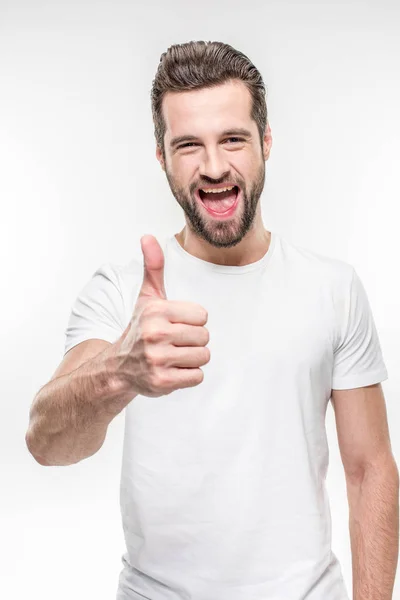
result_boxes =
[262,120,272,161]
[156,146,166,171]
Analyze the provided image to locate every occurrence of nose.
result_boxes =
[199,147,230,183]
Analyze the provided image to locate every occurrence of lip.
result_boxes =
[196,186,241,218]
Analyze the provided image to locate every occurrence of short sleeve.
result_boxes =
[332,267,388,390]
[63,263,125,356]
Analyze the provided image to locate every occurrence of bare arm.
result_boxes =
[347,459,399,600]
[26,236,210,468]
[331,384,399,598]
[25,339,136,466]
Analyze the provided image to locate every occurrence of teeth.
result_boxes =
[201,185,235,194]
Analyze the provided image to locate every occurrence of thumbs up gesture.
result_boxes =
[114,235,210,398]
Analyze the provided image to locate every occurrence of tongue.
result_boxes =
[201,189,237,212]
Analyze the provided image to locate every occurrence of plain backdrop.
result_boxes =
[1,0,399,598]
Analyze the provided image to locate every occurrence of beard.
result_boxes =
[164,158,266,249]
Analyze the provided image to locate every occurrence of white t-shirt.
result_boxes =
[64,231,388,600]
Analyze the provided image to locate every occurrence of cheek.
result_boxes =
[234,153,256,174]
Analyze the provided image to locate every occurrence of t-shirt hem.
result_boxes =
[64,331,120,356]
[331,367,388,390]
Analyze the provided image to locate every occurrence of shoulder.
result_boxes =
[277,232,354,290]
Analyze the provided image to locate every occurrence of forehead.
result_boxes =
[162,79,254,139]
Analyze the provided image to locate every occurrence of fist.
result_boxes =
[114,235,211,398]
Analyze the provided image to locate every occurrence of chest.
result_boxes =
[167,272,335,382]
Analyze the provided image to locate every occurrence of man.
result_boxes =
[26,41,398,599]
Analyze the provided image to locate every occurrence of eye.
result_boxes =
[177,137,245,150]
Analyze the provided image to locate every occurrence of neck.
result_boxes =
[175,228,271,267]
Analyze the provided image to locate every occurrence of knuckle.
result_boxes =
[140,302,161,323]
[142,325,165,344]
[141,328,154,343]
[156,372,170,390]
[142,301,163,319]
[144,348,164,368]
[148,368,160,385]
[143,346,156,364]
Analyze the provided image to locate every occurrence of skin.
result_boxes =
[155,78,273,267]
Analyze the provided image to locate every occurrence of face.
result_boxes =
[156,79,272,249]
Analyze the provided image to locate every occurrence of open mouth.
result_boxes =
[197,185,240,214]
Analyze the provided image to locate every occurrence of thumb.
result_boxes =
[138,235,167,301]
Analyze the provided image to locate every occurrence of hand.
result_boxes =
[114,235,210,398]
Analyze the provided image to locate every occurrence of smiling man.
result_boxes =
[26,40,398,600]
[157,77,270,266]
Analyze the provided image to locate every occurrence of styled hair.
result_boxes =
[150,41,268,158]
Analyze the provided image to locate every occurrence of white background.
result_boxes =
[1,0,399,598]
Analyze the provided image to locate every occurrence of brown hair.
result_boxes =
[150,41,268,159]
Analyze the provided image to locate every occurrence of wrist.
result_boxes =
[90,340,137,422]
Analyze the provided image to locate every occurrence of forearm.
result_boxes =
[26,344,136,466]
[347,458,399,599]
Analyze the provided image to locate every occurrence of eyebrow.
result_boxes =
[170,128,253,149]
